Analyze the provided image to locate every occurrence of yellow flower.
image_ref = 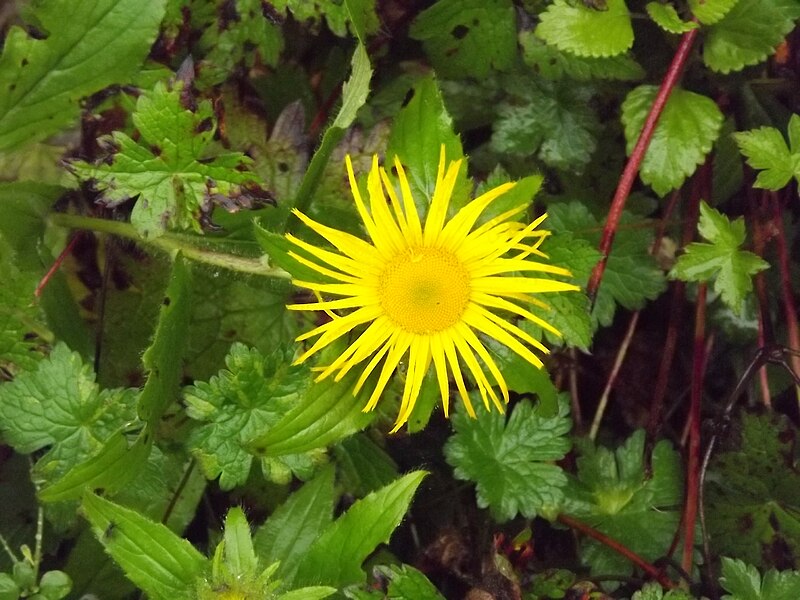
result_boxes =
[286,148,579,431]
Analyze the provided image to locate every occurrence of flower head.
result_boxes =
[286,148,578,431]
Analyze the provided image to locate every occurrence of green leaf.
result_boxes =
[536,0,634,58]
[703,0,800,74]
[70,80,263,238]
[254,465,336,584]
[689,0,739,24]
[253,220,325,283]
[386,75,468,212]
[292,471,427,588]
[271,0,377,37]
[707,414,800,571]
[0,344,138,484]
[0,0,165,152]
[670,201,768,314]
[377,564,446,600]
[622,85,724,196]
[138,254,191,424]
[520,31,644,81]
[491,79,600,172]
[195,0,284,88]
[646,2,700,33]
[334,434,399,497]
[287,43,372,223]
[410,0,517,79]
[444,398,572,522]
[720,558,800,600]
[0,573,19,600]
[546,202,666,328]
[222,507,258,578]
[81,493,207,600]
[734,119,800,190]
[633,581,696,600]
[185,343,321,489]
[563,431,683,577]
[39,433,151,502]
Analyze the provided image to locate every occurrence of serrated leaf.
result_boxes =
[536,0,634,58]
[292,471,427,588]
[222,507,258,577]
[377,564,446,600]
[246,364,375,458]
[271,0,376,37]
[138,254,191,424]
[444,398,572,522]
[81,493,207,600]
[520,31,644,81]
[622,85,724,196]
[70,81,263,238]
[0,344,138,485]
[491,78,600,172]
[563,431,683,577]
[689,0,739,24]
[720,558,800,600]
[410,0,517,79]
[646,2,700,33]
[671,201,768,314]
[546,202,666,328]
[734,121,799,190]
[254,465,336,584]
[703,0,800,74]
[386,75,468,213]
[185,343,320,489]
[196,0,284,88]
[0,0,165,151]
[39,432,151,503]
[707,414,800,571]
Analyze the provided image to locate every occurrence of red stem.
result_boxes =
[771,192,800,388]
[587,26,700,303]
[750,194,772,407]
[35,233,82,298]
[557,514,676,589]
[682,282,707,573]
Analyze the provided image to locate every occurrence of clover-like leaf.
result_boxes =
[720,558,800,600]
[671,201,768,314]
[444,398,572,522]
[184,343,322,489]
[734,115,800,190]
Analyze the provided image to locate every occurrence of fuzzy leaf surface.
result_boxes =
[444,398,572,522]
[536,0,633,57]
[0,0,165,151]
[70,81,262,238]
[185,343,320,489]
[671,201,768,314]
[622,85,724,196]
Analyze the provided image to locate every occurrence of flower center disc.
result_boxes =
[378,247,471,334]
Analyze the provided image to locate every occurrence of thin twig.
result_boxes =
[587,26,700,304]
[589,311,640,440]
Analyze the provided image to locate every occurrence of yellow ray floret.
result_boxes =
[286,147,579,432]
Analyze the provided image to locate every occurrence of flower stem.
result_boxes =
[587,26,700,304]
[49,213,290,279]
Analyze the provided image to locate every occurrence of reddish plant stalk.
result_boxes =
[35,233,82,298]
[750,195,773,407]
[587,26,700,303]
[682,283,707,573]
[771,192,800,402]
[557,514,676,589]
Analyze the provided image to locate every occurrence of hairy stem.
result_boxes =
[587,26,699,303]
